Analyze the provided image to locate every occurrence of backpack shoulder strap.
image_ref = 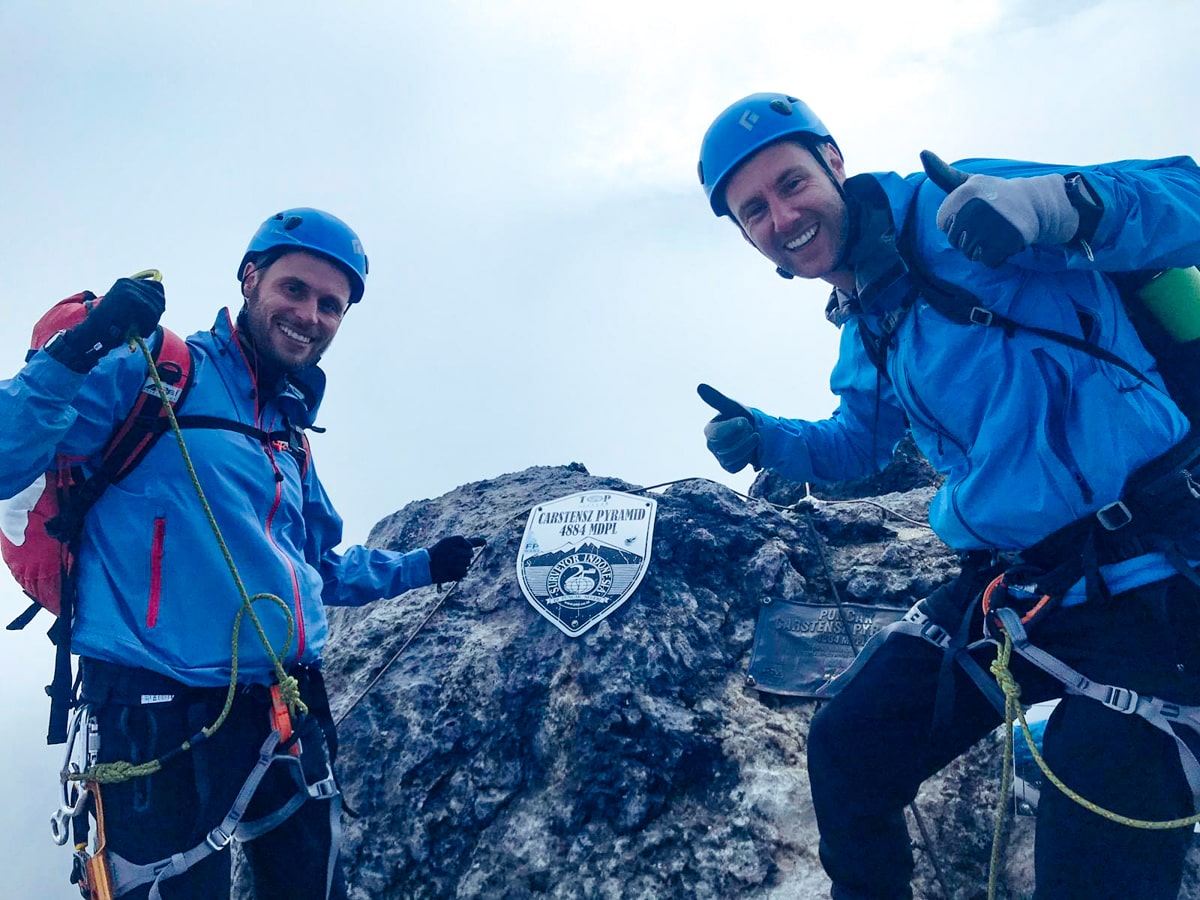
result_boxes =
[895,196,1155,387]
[99,326,195,483]
[895,201,989,326]
[46,328,195,544]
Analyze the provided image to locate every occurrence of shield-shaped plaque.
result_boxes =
[517,490,657,637]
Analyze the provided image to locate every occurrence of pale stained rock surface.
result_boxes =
[236,460,1200,899]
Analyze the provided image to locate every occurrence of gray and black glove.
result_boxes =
[428,535,485,585]
[920,150,1081,268]
[698,383,761,474]
[45,277,166,373]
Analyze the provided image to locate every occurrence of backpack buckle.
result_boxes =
[969,307,994,326]
[1096,500,1133,531]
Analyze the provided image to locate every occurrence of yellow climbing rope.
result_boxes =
[986,632,1200,900]
[69,319,305,785]
[985,635,1020,900]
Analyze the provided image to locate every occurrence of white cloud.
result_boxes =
[0,0,1197,894]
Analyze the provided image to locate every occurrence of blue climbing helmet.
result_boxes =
[698,93,839,218]
[238,207,369,304]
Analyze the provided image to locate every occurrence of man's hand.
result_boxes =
[920,150,1079,268]
[46,277,166,373]
[428,536,485,585]
[698,383,760,474]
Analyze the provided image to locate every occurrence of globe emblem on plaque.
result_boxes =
[546,553,614,610]
[564,567,594,593]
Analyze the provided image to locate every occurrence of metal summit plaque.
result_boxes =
[517,490,657,637]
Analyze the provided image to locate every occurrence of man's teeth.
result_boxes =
[279,324,313,344]
[785,225,818,251]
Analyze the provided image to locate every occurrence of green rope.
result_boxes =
[986,636,1019,900]
[71,335,303,785]
[985,630,1200,898]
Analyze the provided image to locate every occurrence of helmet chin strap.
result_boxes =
[811,146,857,276]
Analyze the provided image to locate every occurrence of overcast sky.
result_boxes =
[2,1,1197,895]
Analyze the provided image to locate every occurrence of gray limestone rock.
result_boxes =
[236,462,1200,899]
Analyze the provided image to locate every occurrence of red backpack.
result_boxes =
[0,290,193,743]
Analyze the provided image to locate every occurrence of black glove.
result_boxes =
[428,536,485,585]
[45,277,166,373]
[698,383,761,474]
[920,150,1078,268]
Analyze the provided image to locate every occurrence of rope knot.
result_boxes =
[989,660,1021,706]
[276,673,308,717]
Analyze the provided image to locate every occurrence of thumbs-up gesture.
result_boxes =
[697,383,761,474]
[920,149,1080,268]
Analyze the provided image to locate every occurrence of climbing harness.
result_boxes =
[980,600,1200,900]
[793,440,1200,900]
[983,601,1200,821]
[94,726,340,900]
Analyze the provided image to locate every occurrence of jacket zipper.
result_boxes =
[1033,350,1095,504]
[264,444,305,659]
[233,328,307,664]
[147,515,165,627]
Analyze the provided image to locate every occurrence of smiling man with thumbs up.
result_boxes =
[695,92,1200,900]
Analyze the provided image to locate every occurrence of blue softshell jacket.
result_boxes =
[0,308,433,686]
[753,156,1200,597]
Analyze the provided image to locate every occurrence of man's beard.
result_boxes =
[238,288,322,379]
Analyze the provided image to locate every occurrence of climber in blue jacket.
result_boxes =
[0,208,481,899]
[697,92,1200,899]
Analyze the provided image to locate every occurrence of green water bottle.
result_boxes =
[1136,266,1200,342]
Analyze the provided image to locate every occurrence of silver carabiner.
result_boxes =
[50,705,100,845]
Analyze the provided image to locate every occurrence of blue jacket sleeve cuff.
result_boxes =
[752,408,817,483]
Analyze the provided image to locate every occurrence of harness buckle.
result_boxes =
[206,825,232,851]
[1096,500,1133,531]
[969,307,994,326]
[309,770,338,800]
[903,604,951,649]
[1102,685,1139,714]
[919,621,952,649]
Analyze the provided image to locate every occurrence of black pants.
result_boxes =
[79,659,348,900]
[808,575,1200,900]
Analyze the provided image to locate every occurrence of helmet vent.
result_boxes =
[284,215,304,231]
[769,99,793,116]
